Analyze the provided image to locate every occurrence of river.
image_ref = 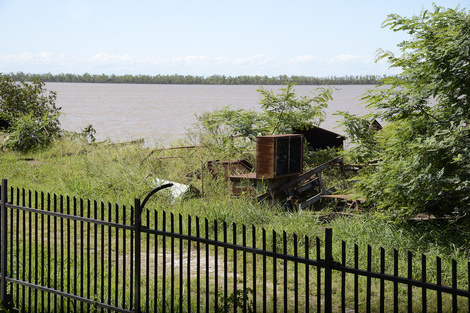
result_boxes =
[47,83,375,144]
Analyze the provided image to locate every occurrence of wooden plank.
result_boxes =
[144,145,202,162]
[295,157,343,184]
[299,187,335,210]
[321,194,366,202]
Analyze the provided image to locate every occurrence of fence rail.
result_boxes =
[1,178,470,312]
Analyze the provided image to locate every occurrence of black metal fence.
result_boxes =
[1,178,470,312]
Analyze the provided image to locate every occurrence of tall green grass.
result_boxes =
[2,135,470,312]
[2,135,469,260]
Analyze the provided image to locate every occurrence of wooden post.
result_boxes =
[201,159,204,198]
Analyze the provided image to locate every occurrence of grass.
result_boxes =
[2,135,470,312]
[3,134,470,255]
[8,211,470,312]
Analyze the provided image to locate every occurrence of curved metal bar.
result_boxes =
[140,183,173,210]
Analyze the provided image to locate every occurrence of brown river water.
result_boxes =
[47,83,375,144]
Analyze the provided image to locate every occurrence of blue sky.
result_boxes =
[0,0,467,77]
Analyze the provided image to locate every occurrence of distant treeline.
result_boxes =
[5,72,386,85]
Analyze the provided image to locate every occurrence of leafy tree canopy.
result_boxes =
[193,84,331,158]
[340,5,470,217]
[0,74,62,152]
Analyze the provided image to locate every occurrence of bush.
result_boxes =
[0,75,62,152]
[340,5,470,217]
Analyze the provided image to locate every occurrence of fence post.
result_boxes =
[324,228,333,313]
[133,183,172,313]
[1,179,8,309]
[134,198,142,313]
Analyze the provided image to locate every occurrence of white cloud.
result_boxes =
[234,55,275,66]
[0,52,77,73]
[90,53,136,63]
[292,55,320,63]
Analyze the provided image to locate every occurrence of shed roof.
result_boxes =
[294,126,344,150]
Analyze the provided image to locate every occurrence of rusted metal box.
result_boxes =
[256,134,303,179]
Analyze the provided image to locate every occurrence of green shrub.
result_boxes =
[0,75,62,152]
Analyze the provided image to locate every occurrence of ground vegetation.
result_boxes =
[0,6,469,308]
[0,135,468,287]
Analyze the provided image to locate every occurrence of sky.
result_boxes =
[0,0,468,77]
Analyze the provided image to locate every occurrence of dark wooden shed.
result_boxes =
[369,120,383,132]
[294,126,345,150]
[0,119,10,131]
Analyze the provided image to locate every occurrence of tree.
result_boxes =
[257,84,331,134]
[193,83,331,158]
[0,74,62,152]
[195,83,331,140]
[341,5,470,217]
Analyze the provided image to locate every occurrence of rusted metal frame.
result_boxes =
[257,175,315,202]
[289,157,342,188]
[258,157,342,201]
[283,177,321,208]
[299,186,335,210]
[290,177,321,197]
[299,194,322,210]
